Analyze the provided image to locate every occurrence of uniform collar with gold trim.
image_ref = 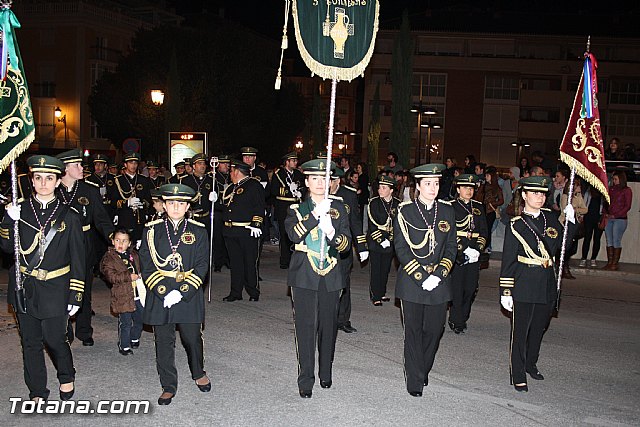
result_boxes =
[32,194,58,209]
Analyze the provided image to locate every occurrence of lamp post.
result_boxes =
[295,140,303,153]
[411,102,436,166]
[335,127,356,156]
[150,90,165,160]
[512,141,531,165]
[54,106,68,143]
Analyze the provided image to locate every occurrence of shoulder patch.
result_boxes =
[188,219,205,227]
[399,200,413,207]
[438,199,452,205]
[69,206,80,214]
[540,207,551,212]
[145,219,164,227]
[84,180,99,187]
[328,194,343,202]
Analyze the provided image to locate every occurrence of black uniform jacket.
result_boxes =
[213,171,230,214]
[366,195,401,254]
[335,186,367,257]
[139,217,209,325]
[1,197,86,318]
[57,180,114,265]
[270,167,305,221]
[452,198,488,264]
[221,176,265,238]
[107,173,153,227]
[149,175,166,189]
[394,199,457,305]
[286,195,352,292]
[85,172,116,216]
[180,173,214,220]
[500,208,576,304]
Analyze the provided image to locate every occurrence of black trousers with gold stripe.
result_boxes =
[225,235,260,299]
[449,262,480,329]
[369,251,394,302]
[154,323,205,394]
[17,312,75,399]
[510,300,554,385]
[291,281,340,392]
[401,301,447,393]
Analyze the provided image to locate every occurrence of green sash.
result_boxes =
[297,198,337,276]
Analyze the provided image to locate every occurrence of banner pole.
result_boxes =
[319,78,338,266]
[555,165,576,311]
[11,160,22,304]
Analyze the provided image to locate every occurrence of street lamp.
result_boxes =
[411,102,437,166]
[151,90,165,106]
[55,106,68,142]
[338,142,347,155]
[512,141,531,165]
[421,121,442,163]
[335,127,356,156]
[295,140,303,152]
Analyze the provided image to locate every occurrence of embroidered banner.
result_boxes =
[559,53,610,204]
[292,0,379,81]
[0,8,34,173]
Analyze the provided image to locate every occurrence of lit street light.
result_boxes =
[151,90,165,106]
[54,106,68,143]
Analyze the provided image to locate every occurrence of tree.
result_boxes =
[390,10,414,168]
[88,21,305,166]
[367,82,381,178]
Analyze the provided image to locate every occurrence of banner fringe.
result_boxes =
[0,129,34,174]
[560,151,610,204]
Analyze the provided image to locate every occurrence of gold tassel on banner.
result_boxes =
[275,0,291,91]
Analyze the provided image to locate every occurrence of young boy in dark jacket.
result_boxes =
[100,228,144,355]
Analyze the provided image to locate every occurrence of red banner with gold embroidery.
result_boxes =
[559,53,610,204]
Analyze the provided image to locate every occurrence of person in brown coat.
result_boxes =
[100,228,144,355]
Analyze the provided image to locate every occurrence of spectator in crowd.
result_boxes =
[579,183,604,268]
[559,179,588,279]
[463,155,477,174]
[531,151,556,173]
[395,171,414,202]
[386,152,403,173]
[339,156,352,174]
[550,169,569,217]
[439,157,456,200]
[482,167,504,251]
[355,162,370,215]
[519,157,530,177]
[604,137,623,161]
[601,171,633,271]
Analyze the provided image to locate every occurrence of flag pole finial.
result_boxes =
[586,35,591,55]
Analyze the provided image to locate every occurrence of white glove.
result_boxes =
[163,289,182,308]
[113,215,119,225]
[318,214,335,239]
[380,239,391,249]
[422,275,441,291]
[312,198,332,218]
[209,192,218,202]
[67,304,80,317]
[563,203,576,224]
[293,190,302,199]
[464,247,480,263]
[128,197,141,208]
[6,204,20,221]
[501,296,513,312]
[246,226,262,238]
[261,181,267,189]
[359,251,369,262]
[136,240,142,250]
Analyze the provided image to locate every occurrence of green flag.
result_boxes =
[292,0,379,81]
[0,8,34,173]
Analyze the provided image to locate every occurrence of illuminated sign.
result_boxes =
[168,132,207,175]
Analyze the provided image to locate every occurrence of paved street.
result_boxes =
[0,246,639,426]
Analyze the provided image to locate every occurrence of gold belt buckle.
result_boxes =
[542,260,550,268]
[175,272,185,282]
[36,269,47,280]
[426,265,434,274]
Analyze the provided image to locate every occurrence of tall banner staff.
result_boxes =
[0,0,36,313]
[208,155,218,303]
[276,0,380,265]
[557,37,610,308]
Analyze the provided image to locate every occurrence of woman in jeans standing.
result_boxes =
[602,171,632,270]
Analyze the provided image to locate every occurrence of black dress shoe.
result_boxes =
[454,327,465,334]
[514,383,528,392]
[372,300,383,306]
[196,377,211,392]
[408,391,422,397]
[381,296,391,302]
[131,341,140,349]
[526,368,544,380]
[82,338,94,346]
[249,296,259,302]
[158,392,174,405]
[447,320,455,331]
[222,295,242,302]
[59,387,74,401]
[338,324,357,333]
[320,381,332,389]
[299,390,312,398]
[119,348,133,355]
[424,378,429,386]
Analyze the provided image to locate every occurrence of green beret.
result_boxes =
[411,163,446,178]
[123,152,140,162]
[159,184,195,201]
[28,155,65,174]
[454,174,480,186]
[519,176,550,192]
[301,159,335,176]
[56,149,83,164]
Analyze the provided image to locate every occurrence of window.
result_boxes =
[610,80,640,105]
[90,63,114,87]
[518,43,562,60]
[485,76,519,100]
[608,111,640,137]
[416,37,463,56]
[521,77,561,91]
[469,39,515,57]
[483,105,519,132]
[95,37,108,60]
[412,73,446,98]
[520,107,560,123]
[90,116,103,139]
